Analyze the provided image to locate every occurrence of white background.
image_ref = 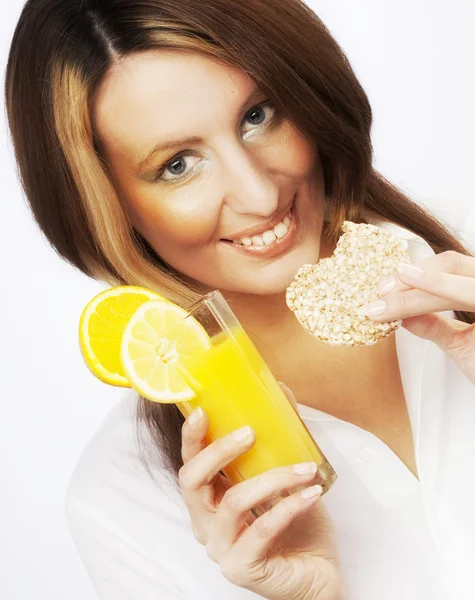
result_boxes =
[1,1,474,598]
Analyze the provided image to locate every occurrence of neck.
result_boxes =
[225,288,355,362]
[223,287,399,416]
[225,290,292,333]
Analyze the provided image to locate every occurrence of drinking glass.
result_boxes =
[166,291,337,512]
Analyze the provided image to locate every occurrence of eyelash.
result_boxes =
[153,100,277,184]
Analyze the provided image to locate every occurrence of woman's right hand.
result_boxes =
[179,402,346,600]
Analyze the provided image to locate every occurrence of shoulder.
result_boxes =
[65,389,187,530]
[63,393,198,598]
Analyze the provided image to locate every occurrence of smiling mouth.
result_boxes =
[225,211,292,247]
[221,195,296,246]
[220,198,298,258]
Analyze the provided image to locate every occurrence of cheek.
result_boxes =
[265,121,317,178]
[129,189,219,252]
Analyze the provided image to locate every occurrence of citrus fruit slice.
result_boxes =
[120,299,211,403]
[79,286,165,387]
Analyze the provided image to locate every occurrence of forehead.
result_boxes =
[92,50,255,160]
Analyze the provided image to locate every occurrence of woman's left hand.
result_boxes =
[364,250,475,385]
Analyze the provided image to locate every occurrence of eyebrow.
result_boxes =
[136,85,264,171]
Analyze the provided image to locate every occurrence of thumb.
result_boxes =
[402,313,475,362]
[278,381,297,409]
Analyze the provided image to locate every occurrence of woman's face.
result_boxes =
[93,50,328,295]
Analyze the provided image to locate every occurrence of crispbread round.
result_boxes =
[286,221,411,346]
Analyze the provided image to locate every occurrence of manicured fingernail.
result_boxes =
[278,381,289,393]
[294,461,317,475]
[301,484,323,499]
[232,426,253,443]
[278,381,296,400]
[188,407,204,425]
[364,299,386,317]
[397,263,423,279]
[377,276,397,295]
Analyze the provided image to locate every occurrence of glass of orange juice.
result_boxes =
[163,290,337,501]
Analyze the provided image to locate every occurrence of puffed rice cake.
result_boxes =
[285,220,411,347]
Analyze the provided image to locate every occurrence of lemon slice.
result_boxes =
[79,286,165,387]
[120,299,211,403]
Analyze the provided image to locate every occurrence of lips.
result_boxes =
[222,204,298,259]
[222,195,296,240]
[234,211,292,247]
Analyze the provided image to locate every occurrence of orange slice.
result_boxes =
[79,286,165,387]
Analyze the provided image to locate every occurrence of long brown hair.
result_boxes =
[6,0,474,489]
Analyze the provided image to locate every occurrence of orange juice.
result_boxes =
[176,326,336,493]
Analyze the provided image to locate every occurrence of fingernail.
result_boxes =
[301,484,323,499]
[293,461,317,475]
[188,407,204,425]
[377,276,397,295]
[364,299,386,317]
[278,381,296,400]
[397,263,423,279]
[232,426,253,443]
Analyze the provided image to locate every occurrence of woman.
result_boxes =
[5,1,475,599]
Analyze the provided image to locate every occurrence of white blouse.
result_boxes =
[65,218,475,600]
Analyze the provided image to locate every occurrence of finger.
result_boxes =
[180,409,234,506]
[378,251,475,296]
[227,484,323,567]
[179,424,256,514]
[278,381,297,409]
[395,264,475,311]
[370,270,475,321]
[421,250,475,277]
[179,407,217,543]
[206,461,319,559]
[402,314,475,374]
[366,287,454,322]
[181,407,210,464]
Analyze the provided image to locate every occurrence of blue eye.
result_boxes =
[160,153,201,183]
[154,100,277,183]
[242,101,276,136]
[167,157,187,176]
[154,150,199,182]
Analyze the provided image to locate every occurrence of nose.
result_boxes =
[220,143,280,217]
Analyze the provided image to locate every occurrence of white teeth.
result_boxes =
[236,212,292,246]
[262,230,277,245]
[274,222,288,239]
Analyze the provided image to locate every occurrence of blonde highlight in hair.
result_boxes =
[6,0,474,487]
[50,58,201,305]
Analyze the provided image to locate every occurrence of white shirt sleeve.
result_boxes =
[65,497,185,600]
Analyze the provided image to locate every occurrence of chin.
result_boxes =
[223,242,322,296]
